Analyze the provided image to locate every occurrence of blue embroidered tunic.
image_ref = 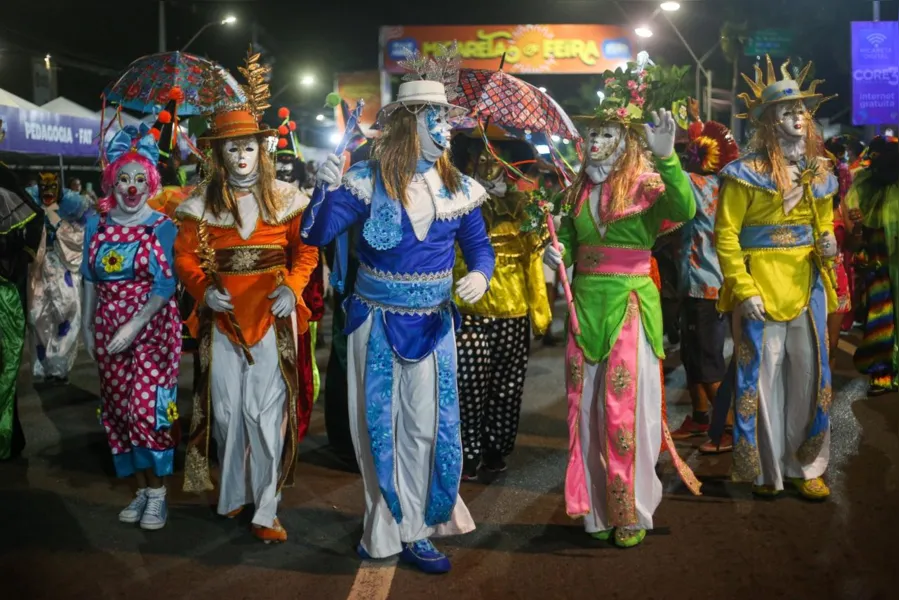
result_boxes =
[302,159,495,526]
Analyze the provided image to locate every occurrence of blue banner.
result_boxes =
[0,104,99,157]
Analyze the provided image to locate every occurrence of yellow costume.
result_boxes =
[716,156,839,321]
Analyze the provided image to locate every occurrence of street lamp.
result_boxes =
[182,15,237,51]
[329,131,342,145]
[300,74,315,87]
[635,26,653,38]
[538,86,547,93]
[315,114,325,121]
[660,2,681,11]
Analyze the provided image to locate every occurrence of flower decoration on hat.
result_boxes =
[737,55,835,121]
[683,120,739,175]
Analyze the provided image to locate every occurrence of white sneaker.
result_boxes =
[140,487,168,531]
[119,489,148,524]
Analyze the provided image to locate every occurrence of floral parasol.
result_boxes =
[452,68,580,141]
[103,51,245,116]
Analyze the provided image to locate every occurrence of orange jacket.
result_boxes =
[174,183,318,347]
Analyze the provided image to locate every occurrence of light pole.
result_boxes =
[182,16,237,52]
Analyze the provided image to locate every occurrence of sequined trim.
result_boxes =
[580,248,606,270]
[624,296,640,324]
[731,437,761,482]
[737,340,754,367]
[770,226,799,246]
[184,445,214,492]
[435,191,488,221]
[818,384,833,414]
[614,427,636,456]
[611,363,632,395]
[189,393,204,433]
[426,347,463,525]
[356,296,449,317]
[737,388,759,420]
[359,264,453,282]
[569,361,583,389]
[796,430,827,465]
[226,248,263,272]
[608,474,637,526]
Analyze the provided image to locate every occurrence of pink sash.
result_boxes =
[575,247,651,276]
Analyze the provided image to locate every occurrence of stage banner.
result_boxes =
[380,25,634,75]
[0,104,98,157]
[852,21,899,126]
[334,71,382,136]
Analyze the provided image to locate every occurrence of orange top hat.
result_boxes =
[200,108,276,141]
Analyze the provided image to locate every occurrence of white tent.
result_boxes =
[41,96,98,119]
[0,88,41,111]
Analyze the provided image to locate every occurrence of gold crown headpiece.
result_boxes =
[737,55,834,121]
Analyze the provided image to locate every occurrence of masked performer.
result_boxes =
[302,47,495,573]
[846,135,899,395]
[822,137,855,359]
[174,53,318,543]
[453,143,550,480]
[274,109,326,439]
[0,164,43,460]
[543,65,699,548]
[716,57,838,500]
[670,114,740,453]
[81,126,181,529]
[27,173,89,383]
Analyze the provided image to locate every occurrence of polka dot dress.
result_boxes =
[456,314,530,462]
[88,215,182,470]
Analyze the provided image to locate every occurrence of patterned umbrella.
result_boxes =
[452,68,580,141]
[103,51,245,116]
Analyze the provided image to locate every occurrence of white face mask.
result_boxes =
[222,136,260,177]
[587,125,626,164]
[113,161,152,214]
[774,102,808,141]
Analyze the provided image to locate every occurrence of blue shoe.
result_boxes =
[139,488,168,531]
[356,543,373,560]
[399,539,451,574]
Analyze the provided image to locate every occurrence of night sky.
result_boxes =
[0,0,895,138]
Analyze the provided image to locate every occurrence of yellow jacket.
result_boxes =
[715,155,839,321]
[453,189,552,334]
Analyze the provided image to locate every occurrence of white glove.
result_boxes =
[816,231,838,259]
[456,272,489,304]
[204,287,234,313]
[543,243,564,269]
[740,296,766,321]
[644,109,677,159]
[316,153,347,189]
[268,285,297,318]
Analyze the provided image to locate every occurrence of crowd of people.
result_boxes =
[0,44,897,576]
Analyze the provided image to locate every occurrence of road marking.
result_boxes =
[347,561,397,600]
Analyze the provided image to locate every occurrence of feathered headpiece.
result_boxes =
[200,48,276,141]
[737,55,835,121]
[376,42,467,123]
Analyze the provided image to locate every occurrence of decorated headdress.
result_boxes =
[573,52,657,130]
[200,48,277,141]
[737,55,834,121]
[683,118,740,175]
[376,42,467,124]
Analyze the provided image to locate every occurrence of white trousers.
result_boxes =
[579,320,663,533]
[211,325,287,528]
[348,314,476,559]
[755,313,830,489]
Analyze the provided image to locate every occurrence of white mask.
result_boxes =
[587,125,626,164]
[416,106,452,163]
[222,136,260,177]
[113,162,152,215]
[774,102,808,141]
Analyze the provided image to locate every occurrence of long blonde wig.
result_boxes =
[748,101,827,192]
[567,126,651,214]
[204,135,282,226]
[372,108,461,206]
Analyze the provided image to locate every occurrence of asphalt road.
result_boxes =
[2,308,898,600]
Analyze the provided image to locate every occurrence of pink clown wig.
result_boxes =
[97,152,161,213]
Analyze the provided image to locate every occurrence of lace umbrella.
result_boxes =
[451,68,580,141]
[103,51,245,116]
